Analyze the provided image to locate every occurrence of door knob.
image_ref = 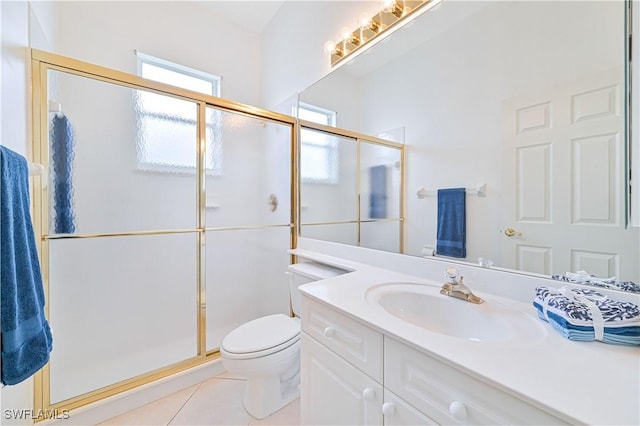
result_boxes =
[503,227,522,237]
[323,327,335,337]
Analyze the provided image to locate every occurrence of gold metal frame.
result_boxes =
[298,123,406,254]
[31,49,297,418]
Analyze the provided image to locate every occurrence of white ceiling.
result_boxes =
[196,1,286,34]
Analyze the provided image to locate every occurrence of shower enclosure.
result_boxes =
[31,50,296,414]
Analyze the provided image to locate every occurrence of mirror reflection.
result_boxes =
[300,124,404,250]
[299,0,639,284]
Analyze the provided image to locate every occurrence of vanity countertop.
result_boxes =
[292,249,640,425]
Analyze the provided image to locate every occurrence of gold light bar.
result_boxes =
[326,0,443,67]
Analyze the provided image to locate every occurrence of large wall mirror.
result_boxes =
[298,0,639,284]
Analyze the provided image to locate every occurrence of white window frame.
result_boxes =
[297,102,339,184]
[135,52,222,175]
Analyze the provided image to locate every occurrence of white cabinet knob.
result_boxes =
[381,402,396,416]
[323,326,335,337]
[362,387,375,401]
[449,401,467,420]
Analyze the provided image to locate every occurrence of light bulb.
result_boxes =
[358,12,371,29]
[340,27,352,40]
[324,41,336,54]
[381,0,395,12]
[382,0,403,17]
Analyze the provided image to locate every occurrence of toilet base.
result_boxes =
[222,340,301,420]
[243,365,300,419]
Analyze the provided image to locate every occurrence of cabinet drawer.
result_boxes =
[385,337,567,425]
[302,296,383,381]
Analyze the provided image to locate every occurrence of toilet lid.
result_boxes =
[222,314,300,355]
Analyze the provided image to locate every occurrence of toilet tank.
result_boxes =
[287,262,346,316]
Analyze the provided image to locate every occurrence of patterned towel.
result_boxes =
[533,286,640,346]
[551,271,640,294]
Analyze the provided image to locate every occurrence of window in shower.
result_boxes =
[135,52,223,174]
[297,102,338,183]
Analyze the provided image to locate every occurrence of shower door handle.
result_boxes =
[269,194,278,212]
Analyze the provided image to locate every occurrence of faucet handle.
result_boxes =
[445,267,460,284]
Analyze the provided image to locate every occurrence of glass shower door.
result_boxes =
[204,107,293,351]
[34,51,296,414]
[46,69,200,404]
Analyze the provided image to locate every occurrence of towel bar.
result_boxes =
[417,184,486,199]
[29,163,45,176]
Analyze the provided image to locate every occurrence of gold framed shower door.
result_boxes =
[31,49,298,417]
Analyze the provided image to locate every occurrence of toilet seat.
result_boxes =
[221,314,300,360]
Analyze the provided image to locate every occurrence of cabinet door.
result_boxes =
[301,333,383,425]
[383,390,437,426]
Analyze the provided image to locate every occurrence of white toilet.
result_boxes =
[220,261,345,419]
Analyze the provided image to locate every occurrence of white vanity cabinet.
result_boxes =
[300,333,383,425]
[301,296,436,425]
[301,296,567,425]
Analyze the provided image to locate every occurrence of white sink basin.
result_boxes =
[366,282,545,343]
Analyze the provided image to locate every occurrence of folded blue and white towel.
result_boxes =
[551,270,640,294]
[533,286,640,346]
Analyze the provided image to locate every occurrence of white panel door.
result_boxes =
[502,67,638,279]
[300,333,383,426]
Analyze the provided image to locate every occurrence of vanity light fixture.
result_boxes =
[325,0,443,67]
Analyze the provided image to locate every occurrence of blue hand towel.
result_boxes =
[1,146,53,385]
[436,188,466,258]
[50,115,75,234]
[369,165,387,219]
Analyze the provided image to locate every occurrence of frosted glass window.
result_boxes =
[298,103,338,183]
[136,52,222,174]
[300,131,358,224]
[47,70,198,235]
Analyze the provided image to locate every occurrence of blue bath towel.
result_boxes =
[436,188,466,258]
[50,115,75,234]
[369,165,387,219]
[1,146,53,385]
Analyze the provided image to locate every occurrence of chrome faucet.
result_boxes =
[440,267,484,304]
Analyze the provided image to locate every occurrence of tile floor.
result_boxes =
[98,374,300,426]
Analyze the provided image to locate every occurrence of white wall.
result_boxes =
[48,1,262,106]
[261,0,378,109]
[2,0,31,156]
